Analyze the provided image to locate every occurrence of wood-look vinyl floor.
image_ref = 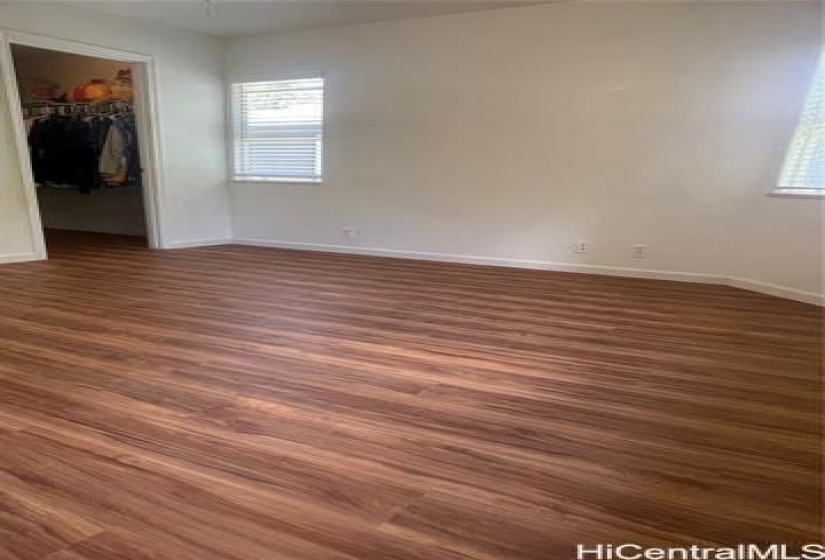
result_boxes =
[0,231,821,560]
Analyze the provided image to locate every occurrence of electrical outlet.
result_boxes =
[341,227,358,240]
[575,240,588,254]
[633,244,649,259]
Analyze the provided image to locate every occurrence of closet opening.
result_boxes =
[5,40,162,254]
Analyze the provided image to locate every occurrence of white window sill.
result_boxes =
[767,189,825,199]
[232,177,323,185]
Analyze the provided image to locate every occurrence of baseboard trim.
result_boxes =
[2,237,820,306]
[235,238,824,306]
[234,238,726,283]
[0,251,44,264]
[727,277,823,306]
[163,238,235,249]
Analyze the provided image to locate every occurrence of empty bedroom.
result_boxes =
[0,0,821,559]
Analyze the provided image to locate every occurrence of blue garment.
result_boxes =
[112,114,141,185]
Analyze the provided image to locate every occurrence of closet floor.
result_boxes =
[0,232,821,559]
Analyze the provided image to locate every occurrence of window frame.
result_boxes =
[772,55,825,198]
[229,75,326,185]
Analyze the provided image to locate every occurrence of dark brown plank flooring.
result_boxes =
[0,231,821,559]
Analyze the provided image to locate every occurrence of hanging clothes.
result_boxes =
[99,114,140,186]
[99,120,124,181]
[25,109,140,194]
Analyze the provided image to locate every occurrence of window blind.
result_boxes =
[232,77,324,182]
[778,61,824,191]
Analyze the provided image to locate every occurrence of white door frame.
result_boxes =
[0,29,167,251]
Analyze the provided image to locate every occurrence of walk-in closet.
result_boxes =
[11,45,147,247]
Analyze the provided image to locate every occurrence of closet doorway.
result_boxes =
[0,32,164,254]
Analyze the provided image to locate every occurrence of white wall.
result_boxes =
[226,0,824,299]
[0,1,231,255]
[35,187,147,237]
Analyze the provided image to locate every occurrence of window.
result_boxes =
[232,77,324,183]
[777,58,824,194]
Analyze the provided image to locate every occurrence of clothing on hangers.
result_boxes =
[99,114,139,186]
[25,105,140,193]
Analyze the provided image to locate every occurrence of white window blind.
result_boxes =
[232,77,324,182]
[778,60,824,191]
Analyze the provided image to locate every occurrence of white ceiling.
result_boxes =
[54,0,549,38]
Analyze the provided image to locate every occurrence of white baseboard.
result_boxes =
[235,238,824,306]
[6,236,817,306]
[727,277,823,306]
[234,238,725,284]
[0,252,44,264]
[163,238,235,249]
